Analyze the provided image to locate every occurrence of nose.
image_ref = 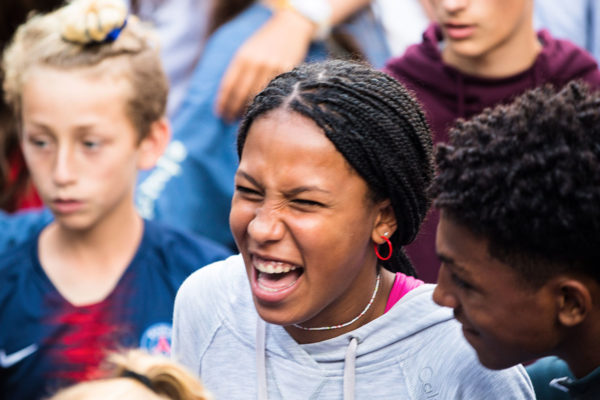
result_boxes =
[247,203,285,244]
[52,145,77,186]
[440,0,468,13]
[432,264,459,309]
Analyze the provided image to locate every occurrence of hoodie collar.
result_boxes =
[254,285,453,399]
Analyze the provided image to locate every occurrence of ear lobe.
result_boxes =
[556,279,592,328]
[371,199,397,243]
[137,117,171,170]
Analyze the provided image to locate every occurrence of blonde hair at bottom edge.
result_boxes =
[48,349,212,400]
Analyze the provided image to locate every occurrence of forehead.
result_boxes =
[436,213,525,288]
[242,109,342,168]
[21,66,134,128]
[24,64,131,94]
[240,109,367,191]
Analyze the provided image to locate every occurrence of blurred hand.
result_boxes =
[216,10,315,121]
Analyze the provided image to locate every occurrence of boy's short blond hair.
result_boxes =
[2,0,168,140]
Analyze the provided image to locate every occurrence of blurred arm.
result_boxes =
[215,0,374,121]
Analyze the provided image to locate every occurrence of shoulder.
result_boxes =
[383,23,443,84]
[0,234,38,277]
[391,286,535,399]
[0,209,52,253]
[172,254,249,370]
[417,322,534,398]
[537,29,600,89]
[432,333,534,397]
[526,356,574,400]
[141,219,232,276]
[0,235,39,306]
[173,253,250,336]
[175,254,247,311]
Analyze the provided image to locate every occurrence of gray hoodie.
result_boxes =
[173,254,534,399]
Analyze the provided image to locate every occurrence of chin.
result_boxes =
[448,43,489,60]
[252,298,292,326]
[54,216,95,232]
[475,352,521,371]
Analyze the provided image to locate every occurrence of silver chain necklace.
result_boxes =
[292,272,381,331]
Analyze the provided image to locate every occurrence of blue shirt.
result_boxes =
[0,219,230,400]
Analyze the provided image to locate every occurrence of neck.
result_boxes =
[558,314,600,378]
[53,202,142,256]
[40,188,144,280]
[286,268,395,344]
[38,199,144,306]
[442,27,541,78]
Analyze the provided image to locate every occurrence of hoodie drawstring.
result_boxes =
[257,318,268,400]
[343,337,358,400]
[255,319,358,400]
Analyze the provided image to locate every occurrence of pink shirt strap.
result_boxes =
[384,272,425,313]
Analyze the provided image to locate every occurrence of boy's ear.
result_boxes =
[137,117,171,170]
[370,199,398,243]
[555,278,592,328]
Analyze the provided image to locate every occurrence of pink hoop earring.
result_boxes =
[374,235,392,261]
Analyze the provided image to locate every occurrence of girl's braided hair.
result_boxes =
[237,60,434,276]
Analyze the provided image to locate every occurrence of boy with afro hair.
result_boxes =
[431,80,600,399]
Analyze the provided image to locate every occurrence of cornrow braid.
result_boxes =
[237,60,434,276]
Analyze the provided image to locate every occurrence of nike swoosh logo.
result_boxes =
[0,344,38,368]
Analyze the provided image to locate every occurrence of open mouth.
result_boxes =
[251,256,304,301]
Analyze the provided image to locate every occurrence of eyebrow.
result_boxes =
[24,122,96,135]
[23,121,52,132]
[73,125,96,134]
[235,171,261,188]
[436,252,471,277]
[285,186,331,196]
[235,170,332,196]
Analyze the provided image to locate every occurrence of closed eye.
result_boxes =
[235,185,262,198]
[292,198,324,207]
[450,271,474,291]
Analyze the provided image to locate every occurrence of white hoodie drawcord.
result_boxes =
[256,319,358,400]
[256,318,268,400]
[343,337,358,400]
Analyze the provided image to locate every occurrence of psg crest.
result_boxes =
[140,322,172,356]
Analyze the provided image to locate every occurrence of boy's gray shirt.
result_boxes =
[173,254,534,399]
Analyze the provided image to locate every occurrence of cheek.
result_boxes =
[301,222,370,273]
[21,141,47,168]
[474,302,544,348]
[87,152,139,197]
[229,200,254,238]
[97,147,138,174]
[23,153,52,190]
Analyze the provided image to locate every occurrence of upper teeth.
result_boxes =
[254,258,298,274]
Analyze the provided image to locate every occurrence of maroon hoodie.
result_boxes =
[384,24,600,282]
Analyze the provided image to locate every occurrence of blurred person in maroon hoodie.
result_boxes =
[383,0,600,283]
